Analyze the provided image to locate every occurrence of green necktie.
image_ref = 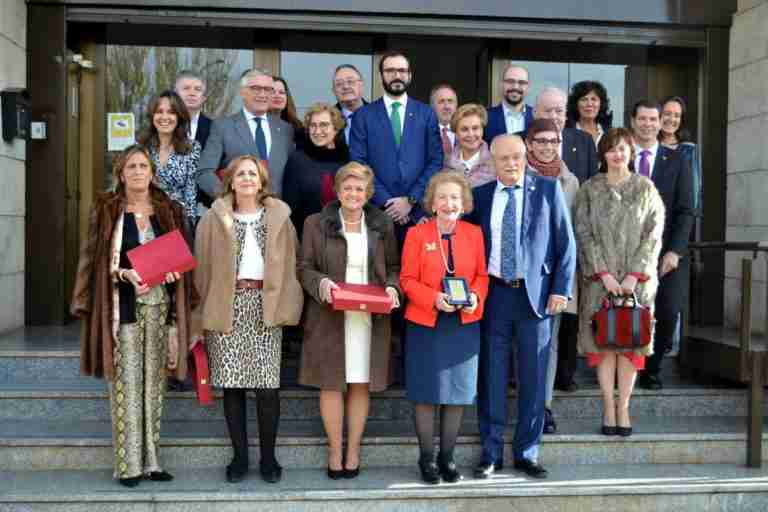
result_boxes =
[390,101,402,146]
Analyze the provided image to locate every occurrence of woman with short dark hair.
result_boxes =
[566,80,613,147]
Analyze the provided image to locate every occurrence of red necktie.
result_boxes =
[441,126,452,156]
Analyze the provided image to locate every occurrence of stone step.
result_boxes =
[0,380,760,422]
[1,464,767,511]
[1,417,766,471]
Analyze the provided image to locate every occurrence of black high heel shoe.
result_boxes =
[118,476,141,488]
[616,426,633,437]
[601,425,617,436]
[146,470,174,481]
[418,458,440,485]
[437,455,462,483]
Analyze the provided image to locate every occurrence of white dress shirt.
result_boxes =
[383,93,408,134]
[189,112,200,141]
[439,123,456,147]
[243,108,272,158]
[634,142,659,178]
[234,210,265,280]
[488,177,524,278]
[342,107,355,145]
[502,102,525,135]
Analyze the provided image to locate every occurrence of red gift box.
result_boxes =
[126,229,196,287]
[332,283,393,314]
[188,341,213,406]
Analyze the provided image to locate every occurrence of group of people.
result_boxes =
[70,51,699,488]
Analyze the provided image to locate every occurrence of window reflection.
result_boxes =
[280,51,373,119]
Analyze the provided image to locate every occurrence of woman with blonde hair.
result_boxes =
[299,161,400,479]
[192,155,303,483]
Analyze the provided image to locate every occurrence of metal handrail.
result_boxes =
[687,240,766,468]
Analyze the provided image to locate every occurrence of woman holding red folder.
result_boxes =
[192,155,303,484]
[71,144,197,487]
[400,171,489,484]
[298,162,401,480]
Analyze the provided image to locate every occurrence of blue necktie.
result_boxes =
[501,187,519,281]
[254,117,268,161]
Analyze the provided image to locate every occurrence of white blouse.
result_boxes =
[234,211,265,280]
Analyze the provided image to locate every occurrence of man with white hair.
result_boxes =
[197,68,295,198]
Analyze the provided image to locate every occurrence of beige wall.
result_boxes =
[725,0,768,330]
[0,0,26,333]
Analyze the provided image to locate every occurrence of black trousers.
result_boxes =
[555,312,579,385]
[645,257,689,376]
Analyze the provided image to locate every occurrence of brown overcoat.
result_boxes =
[298,202,401,392]
[191,194,304,336]
[70,187,198,381]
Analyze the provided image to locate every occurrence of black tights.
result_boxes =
[413,404,464,463]
[223,388,280,469]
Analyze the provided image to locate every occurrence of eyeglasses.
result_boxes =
[503,79,529,87]
[246,85,274,94]
[382,67,410,76]
[308,121,333,131]
[532,138,561,146]
[334,79,361,88]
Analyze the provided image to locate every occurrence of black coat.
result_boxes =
[650,145,695,255]
[282,133,350,239]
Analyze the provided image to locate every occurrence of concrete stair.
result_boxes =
[1,325,768,510]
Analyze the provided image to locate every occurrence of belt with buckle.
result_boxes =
[235,279,263,289]
[491,276,524,288]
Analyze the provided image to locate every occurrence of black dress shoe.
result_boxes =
[473,461,502,479]
[601,425,618,436]
[418,459,440,485]
[146,470,174,482]
[342,466,360,479]
[437,457,462,483]
[513,459,548,479]
[260,461,283,484]
[638,373,663,390]
[118,476,141,488]
[543,408,557,434]
[327,467,345,480]
[555,379,578,392]
[226,464,248,483]
[617,426,633,437]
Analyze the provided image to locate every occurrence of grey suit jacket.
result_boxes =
[197,111,295,198]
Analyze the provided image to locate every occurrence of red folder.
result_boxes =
[126,229,196,287]
[188,342,213,406]
[332,283,393,314]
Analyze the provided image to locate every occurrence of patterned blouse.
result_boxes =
[150,141,201,221]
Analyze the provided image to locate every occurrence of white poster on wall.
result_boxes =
[107,113,135,151]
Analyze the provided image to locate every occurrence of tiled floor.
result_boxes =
[0,323,80,354]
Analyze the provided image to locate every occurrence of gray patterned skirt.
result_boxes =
[206,288,282,389]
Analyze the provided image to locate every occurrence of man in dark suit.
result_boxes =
[529,86,598,404]
[484,64,534,145]
[349,50,443,239]
[197,69,295,198]
[332,64,368,146]
[467,134,576,479]
[632,100,695,390]
[175,70,213,206]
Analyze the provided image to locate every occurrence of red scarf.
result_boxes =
[527,153,562,178]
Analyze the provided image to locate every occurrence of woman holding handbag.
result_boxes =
[191,155,303,484]
[573,128,665,437]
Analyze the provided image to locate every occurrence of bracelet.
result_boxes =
[118,269,127,283]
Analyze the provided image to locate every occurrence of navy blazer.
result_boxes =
[483,103,534,145]
[195,113,212,151]
[649,145,695,255]
[561,127,598,184]
[349,97,443,219]
[466,172,576,318]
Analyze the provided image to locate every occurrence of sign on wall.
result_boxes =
[107,113,135,151]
